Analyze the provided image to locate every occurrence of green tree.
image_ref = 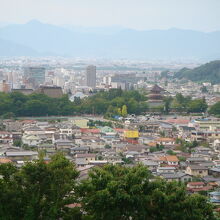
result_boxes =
[0,153,80,220]
[121,105,128,117]
[78,164,215,220]
[187,99,208,113]
[209,102,220,116]
[13,139,22,147]
[201,86,208,93]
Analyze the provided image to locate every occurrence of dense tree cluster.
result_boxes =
[174,60,220,84]
[0,89,148,118]
[0,154,216,220]
[164,93,208,114]
[0,90,210,118]
[0,92,75,117]
[209,102,220,116]
[78,89,148,116]
[0,154,80,219]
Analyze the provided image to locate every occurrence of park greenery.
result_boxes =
[0,89,148,118]
[0,89,214,119]
[175,139,199,153]
[164,93,208,114]
[209,102,220,117]
[0,153,216,220]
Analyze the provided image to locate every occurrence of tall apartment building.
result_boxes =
[85,65,96,88]
[24,67,46,89]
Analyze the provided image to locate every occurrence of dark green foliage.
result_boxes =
[0,92,76,117]
[174,60,220,84]
[78,164,215,220]
[171,93,208,113]
[175,139,198,153]
[0,153,80,220]
[201,86,208,93]
[0,89,148,117]
[0,161,216,220]
[209,102,220,116]
[167,149,176,155]
[150,144,165,152]
[80,89,148,116]
[88,120,113,128]
[13,139,22,147]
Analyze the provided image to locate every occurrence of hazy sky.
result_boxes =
[0,0,219,31]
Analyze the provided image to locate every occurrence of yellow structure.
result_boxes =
[71,118,89,128]
[124,130,139,138]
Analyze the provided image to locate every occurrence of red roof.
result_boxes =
[80,128,100,134]
[0,158,12,164]
[187,186,212,192]
[0,131,11,135]
[20,120,36,124]
[114,128,128,133]
[159,155,179,162]
[165,119,189,125]
[65,203,82,208]
[187,182,204,186]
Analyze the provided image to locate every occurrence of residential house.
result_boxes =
[157,167,176,174]
[187,182,212,193]
[186,165,208,177]
[158,155,179,166]
[4,151,38,162]
[160,172,192,182]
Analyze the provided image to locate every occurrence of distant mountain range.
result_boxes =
[174,60,220,84]
[0,20,220,60]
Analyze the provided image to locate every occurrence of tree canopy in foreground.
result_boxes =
[0,154,216,220]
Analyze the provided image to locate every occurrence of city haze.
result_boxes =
[0,0,220,32]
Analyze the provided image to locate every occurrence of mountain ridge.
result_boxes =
[0,20,220,59]
[174,60,220,84]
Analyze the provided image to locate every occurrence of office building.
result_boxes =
[24,67,46,89]
[85,65,96,88]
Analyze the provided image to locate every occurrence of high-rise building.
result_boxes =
[85,65,96,88]
[24,67,46,89]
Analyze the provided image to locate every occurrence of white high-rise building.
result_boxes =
[85,65,96,88]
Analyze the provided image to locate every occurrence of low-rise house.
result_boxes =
[59,125,73,138]
[22,134,42,146]
[0,158,12,164]
[158,155,179,166]
[37,144,56,151]
[23,126,43,135]
[199,161,214,169]
[4,151,38,162]
[75,157,88,167]
[4,120,22,132]
[186,165,208,177]
[186,157,207,165]
[70,146,90,155]
[142,160,159,172]
[55,139,74,152]
[214,140,220,153]
[157,167,176,174]
[190,152,212,161]
[187,182,212,193]
[178,126,195,139]
[124,144,149,154]
[160,172,192,182]
[75,153,96,162]
[192,130,220,142]
[0,131,13,144]
[80,128,100,137]
[209,168,220,177]
[155,137,175,146]
[210,192,220,204]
